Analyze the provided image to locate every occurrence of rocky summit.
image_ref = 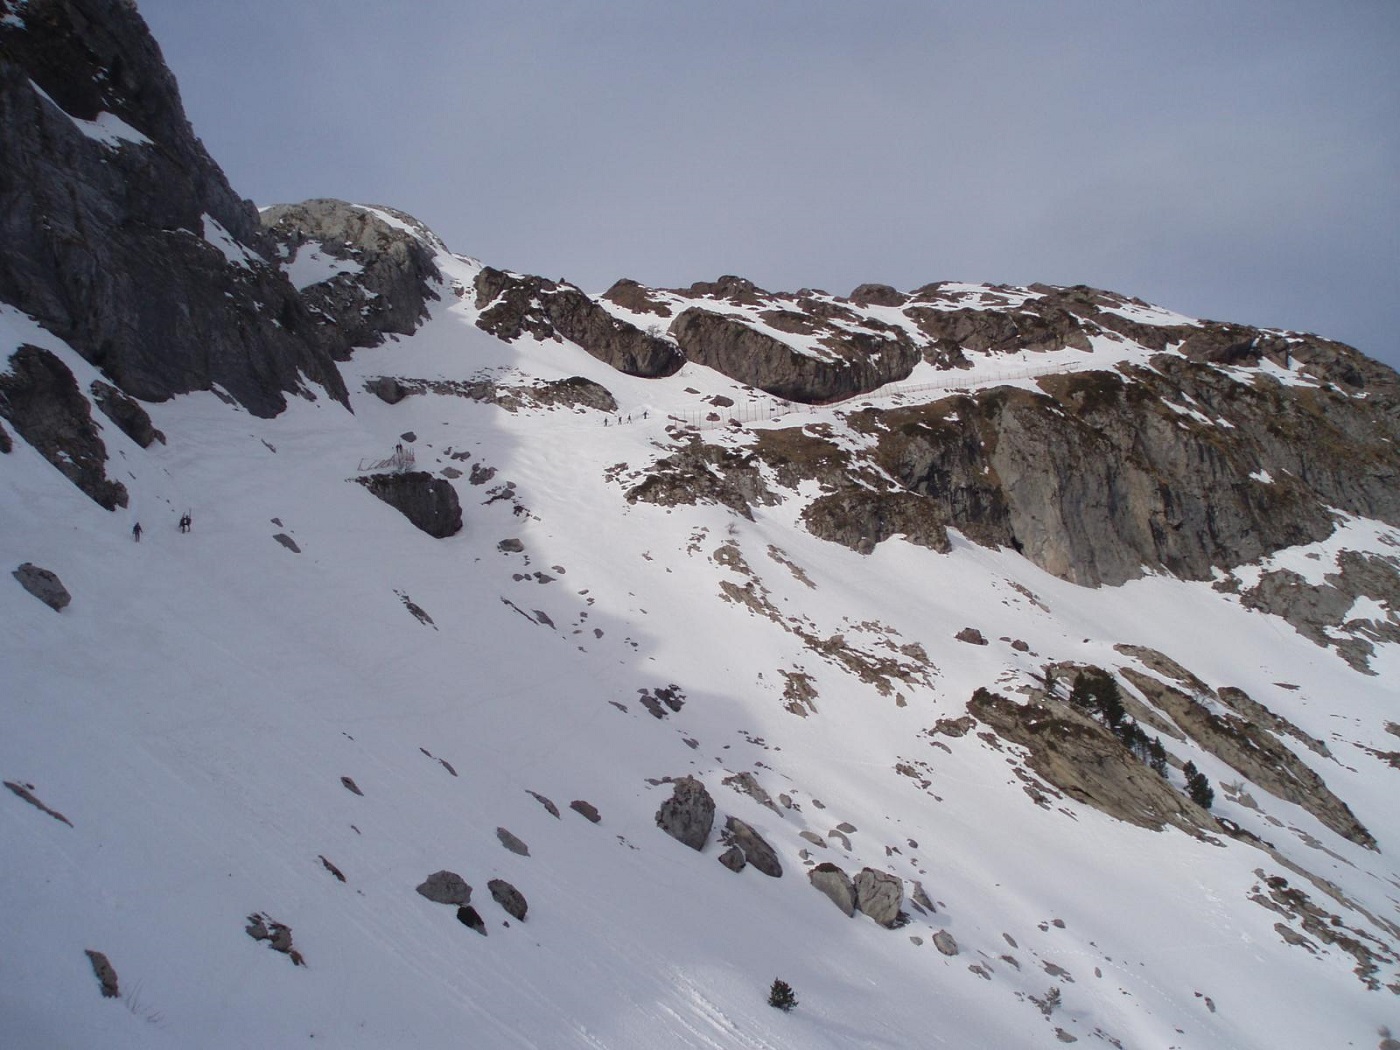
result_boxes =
[2,3,1399,1049]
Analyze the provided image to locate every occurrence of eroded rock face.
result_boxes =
[654,776,715,851]
[13,562,70,611]
[1119,667,1374,848]
[808,862,856,916]
[721,817,783,877]
[475,267,683,378]
[0,2,346,416]
[668,306,919,404]
[968,690,1206,834]
[853,868,903,926]
[0,346,128,509]
[261,199,442,359]
[89,381,164,447]
[356,471,462,538]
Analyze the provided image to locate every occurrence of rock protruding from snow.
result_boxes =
[955,627,988,646]
[416,870,472,905]
[262,199,442,358]
[488,879,528,921]
[13,562,70,611]
[932,930,959,956]
[456,905,487,935]
[356,471,462,538]
[808,862,856,916]
[570,799,602,823]
[654,776,715,851]
[89,380,164,447]
[245,912,305,965]
[0,346,128,509]
[84,949,119,998]
[718,845,746,872]
[496,827,530,856]
[854,867,903,926]
[474,267,683,378]
[721,816,783,878]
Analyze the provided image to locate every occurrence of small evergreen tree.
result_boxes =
[768,978,798,1012]
[1183,761,1214,809]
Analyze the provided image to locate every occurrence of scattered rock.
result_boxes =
[655,776,716,851]
[3,780,72,826]
[932,930,959,956]
[456,905,487,934]
[910,881,936,914]
[956,627,988,646]
[570,799,602,823]
[497,827,530,856]
[12,563,70,611]
[721,816,783,877]
[340,776,363,796]
[718,845,747,872]
[487,878,528,920]
[84,949,119,998]
[853,867,903,926]
[416,870,471,905]
[722,771,782,813]
[497,537,524,553]
[527,791,560,818]
[318,855,346,883]
[808,862,856,916]
[272,533,301,553]
[245,913,304,965]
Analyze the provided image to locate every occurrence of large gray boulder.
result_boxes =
[853,868,903,927]
[0,1,346,417]
[654,776,715,851]
[13,563,70,612]
[416,870,472,905]
[357,471,462,538]
[808,862,856,916]
[721,817,782,878]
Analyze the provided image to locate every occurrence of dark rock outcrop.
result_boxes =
[456,905,487,934]
[89,380,163,446]
[0,0,346,416]
[853,867,903,926]
[13,562,70,611]
[570,799,602,823]
[261,199,441,359]
[720,816,782,877]
[84,949,119,998]
[808,862,856,916]
[416,870,472,905]
[356,471,462,538]
[487,878,528,920]
[0,345,127,508]
[474,267,683,377]
[668,306,919,404]
[654,776,715,850]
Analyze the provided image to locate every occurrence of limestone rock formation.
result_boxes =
[853,868,903,926]
[356,471,462,538]
[0,0,346,416]
[89,381,164,447]
[474,267,683,378]
[261,199,441,358]
[13,562,70,611]
[654,776,715,851]
[720,817,783,878]
[0,345,128,509]
[416,870,472,905]
[808,862,856,916]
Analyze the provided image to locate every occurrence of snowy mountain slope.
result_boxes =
[4,2,1400,1046]
[4,223,1400,1048]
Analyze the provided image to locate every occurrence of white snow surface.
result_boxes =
[2,254,1399,1050]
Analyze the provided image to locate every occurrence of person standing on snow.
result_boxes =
[132,522,142,542]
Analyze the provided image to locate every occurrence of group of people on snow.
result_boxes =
[132,511,192,541]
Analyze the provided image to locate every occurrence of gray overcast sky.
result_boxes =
[136,1,1398,367]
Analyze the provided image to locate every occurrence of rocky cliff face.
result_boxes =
[0,0,345,416]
